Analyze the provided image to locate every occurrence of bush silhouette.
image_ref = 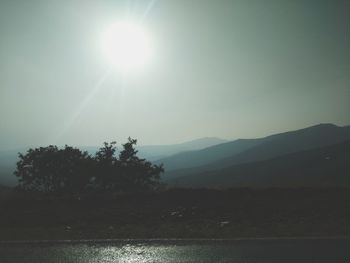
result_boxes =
[15,138,164,194]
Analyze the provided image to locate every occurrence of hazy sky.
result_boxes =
[0,0,349,149]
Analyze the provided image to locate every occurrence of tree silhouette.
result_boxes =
[93,141,119,191]
[119,138,164,192]
[15,146,92,193]
[14,138,164,194]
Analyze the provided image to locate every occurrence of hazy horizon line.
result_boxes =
[1,122,349,152]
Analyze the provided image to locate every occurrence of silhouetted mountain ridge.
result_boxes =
[136,137,228,160]
[160,123,350,180]
[169,139,350,188]
[154,138,263,170]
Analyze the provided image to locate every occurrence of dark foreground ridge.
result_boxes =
[1,188,350,241]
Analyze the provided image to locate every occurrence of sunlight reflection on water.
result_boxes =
[96,245,159,263]
[1,239,350,263]
[48,243,180,263]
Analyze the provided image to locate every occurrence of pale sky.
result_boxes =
[0,0,349,149]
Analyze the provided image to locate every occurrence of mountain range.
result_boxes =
[1,123,349,188]
[161,123,350,187]
[169,139,350,188]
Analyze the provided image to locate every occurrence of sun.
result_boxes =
[100,20,153,72]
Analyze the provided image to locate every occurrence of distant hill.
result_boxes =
[136,137,228,160]
[155,138,262,170]
[0,149,20,187]
[160,124,350,179]
[169,140,350,188]
[0,165,17,186]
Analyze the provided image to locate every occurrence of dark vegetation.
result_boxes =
[0,188,350,240]
[14,138,164,194]
[0,137,227,186]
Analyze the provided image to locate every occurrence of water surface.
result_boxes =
[0,238,349,263]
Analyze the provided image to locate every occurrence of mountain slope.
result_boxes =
[208,123,350,169]
[161,124,350,179]
[137,137,228,160]
[0,149,20,187]
[155,138,263,170]
[169,140,350,188]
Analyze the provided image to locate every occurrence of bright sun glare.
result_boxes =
[101,20,153,72]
